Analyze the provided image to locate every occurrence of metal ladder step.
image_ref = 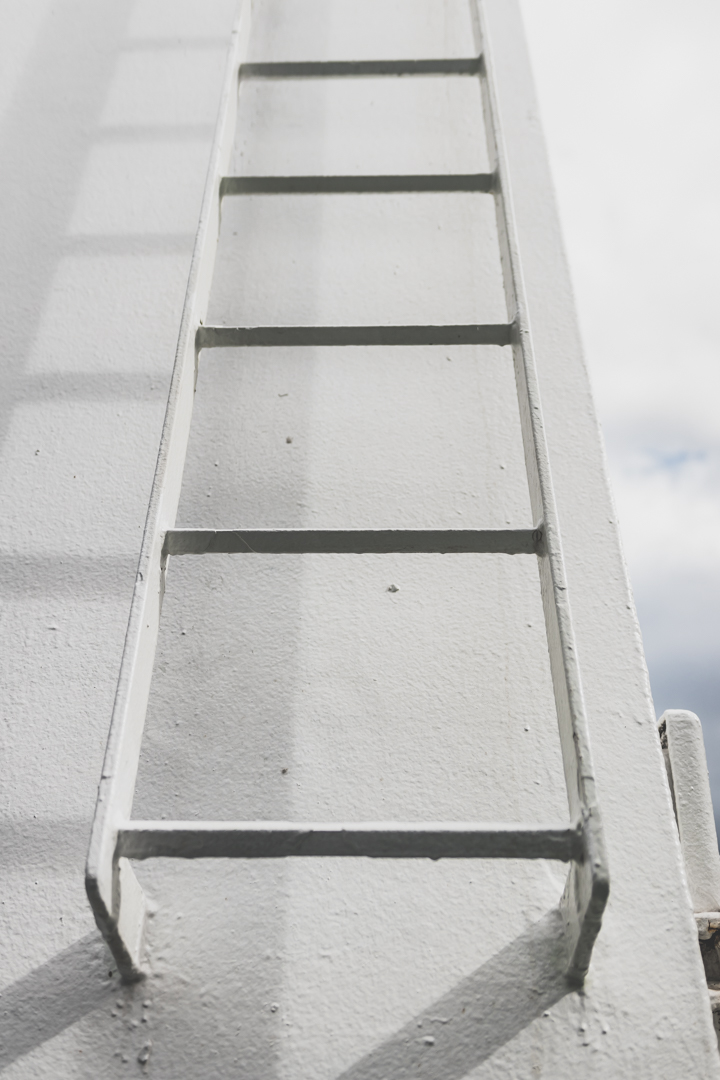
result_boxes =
[118,821,581,862]
[240,58,483,79]
[196,324,514,348]
[163,528,540,556]
[86,0,609,989]
[219,174,496,194]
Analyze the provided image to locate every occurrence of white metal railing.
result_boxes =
[86,0,609,984]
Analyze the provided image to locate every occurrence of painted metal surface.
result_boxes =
[118,821,580,861]
[163,528,540,555]
[220,173,496,193]
[662,709,720,913]
[241,57,483,78]
[196,323,514,347]
[84,3,256,981]
[86,0,608,989]
[2,0,719,1074]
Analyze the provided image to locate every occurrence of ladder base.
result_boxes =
[87,858,148,984]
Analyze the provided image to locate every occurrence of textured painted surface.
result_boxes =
[664,710,720,913]
[0,0,718,1076]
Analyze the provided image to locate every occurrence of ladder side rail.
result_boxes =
[471,0,609,981]
[85,0,252,981]
[470,0,579,823]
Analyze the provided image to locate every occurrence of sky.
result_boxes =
[519,0,720,821]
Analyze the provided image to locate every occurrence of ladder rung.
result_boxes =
[196,325,514,349]
[118,821,581,862]
[163,528,540,556]
[220,174,495,196]
[240,58,482,80]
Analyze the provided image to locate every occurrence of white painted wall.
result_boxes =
[518,0,720,831]
[0,0,717,1075]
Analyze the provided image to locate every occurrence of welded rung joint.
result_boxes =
[220,174,496,196]
[118,821,583,862]
[163,528,542,557]
[240,57,482,80]
[196,324,514,350]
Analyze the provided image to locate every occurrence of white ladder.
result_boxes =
[86,0,609,985]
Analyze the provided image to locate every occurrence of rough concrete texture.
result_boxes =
[0,0,718,1076]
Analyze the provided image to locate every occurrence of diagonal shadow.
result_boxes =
[0,0,135,457]
[0,932,114,1072]
[0,554,136,599]
[337,908,573,1080]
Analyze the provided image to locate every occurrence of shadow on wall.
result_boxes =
[0,909,575,1076]
[336,908,573,1080]
[0,0,136,456]
[0,933,115,1072]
